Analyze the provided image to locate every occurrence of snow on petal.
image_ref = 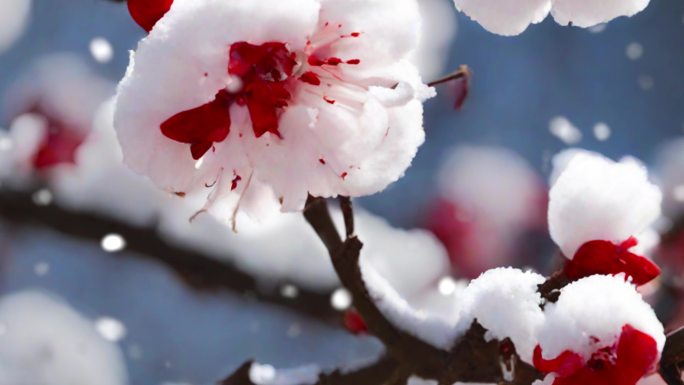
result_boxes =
[0,291,128,385]
[114,0,430,219]
[548,150,662,259]
[655,137,684,218]
[537,275,664,361]
[53,99,165,226]
[459,268,546,363]
[551,0,650,28]
[453,0,551,36]
[453,0,649,36]
[0,0,31,54]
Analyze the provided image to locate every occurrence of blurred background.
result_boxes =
[0,0,683,384]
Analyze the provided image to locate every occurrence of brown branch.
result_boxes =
[0,189,339,324]
[303,195,543,384]
[219,360,255,385]
[218,355,399,385]
[537,269,570,304]
[339,197,354,238]
[661,327,684,385]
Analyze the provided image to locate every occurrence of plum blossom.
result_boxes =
[459,268,546,363]
[548,150,662,285]
[115,0,432,221]
[534,275,665,385]
[425,146,547,278]
[453,0,650,36]
[0,54,113,184]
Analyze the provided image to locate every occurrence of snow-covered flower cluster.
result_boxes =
[115,0,433,222]
[534,276,664,385]
[365,265,664,385]
[362,148,666,385]
[425,146,547,277]
[453,0,650,36]
[549,150,662,286]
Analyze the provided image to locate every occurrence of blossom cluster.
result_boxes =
[363,149,666,385]
[0,0,669,383]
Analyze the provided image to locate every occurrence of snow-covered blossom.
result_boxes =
[52,99,164,226]
[0,54,113,184]
[0,0,31,54]
[548,150,662,285]
[426,146,547,277]
[534,275,664,385]
[0,291,128,385]
[453,0,649,36]
[459,268,546,363]
[115,0,432,221]
[655,137,684,218]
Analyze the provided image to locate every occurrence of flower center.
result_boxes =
[160,24,362,160]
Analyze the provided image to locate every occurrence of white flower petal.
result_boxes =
[551,0,650,28]
[453,0,551,36]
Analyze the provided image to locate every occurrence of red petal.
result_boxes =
[614,325,659,383]
[453,75,470,110]
[535,325,658,385]
[564,239,660,286]
[32,121,85,170]
[343,309,368,335]
[244,80,288,138]
[160,90,232,160]
[127,0,173,32]
[533,345,585,377]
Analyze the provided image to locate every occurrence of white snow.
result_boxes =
[0,291,129,385]
[101,234,126,253]
[655,137,684,217]
[459,268,546,363]
[549,116,582,145]
[249,362,320,385]
[89,37,114,63]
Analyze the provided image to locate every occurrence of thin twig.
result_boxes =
[427,65,470,88]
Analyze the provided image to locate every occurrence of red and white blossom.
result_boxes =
[453,0,650,36]
[114,0,432,221]
[0,54,113,185]
[534,275,665,385]
[426,146,547,278]
[548,150,662,285]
